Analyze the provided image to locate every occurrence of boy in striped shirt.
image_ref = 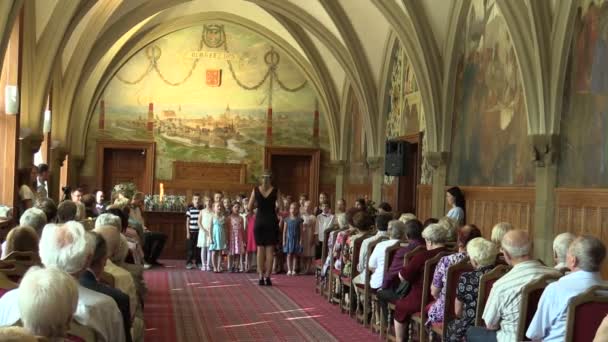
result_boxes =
[186,193,203,269]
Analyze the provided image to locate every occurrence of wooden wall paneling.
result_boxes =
[416,184,432,220]
[143,211,185,259]
[382,183,397,209]
[96,140,155,196]
[343,183,372,209]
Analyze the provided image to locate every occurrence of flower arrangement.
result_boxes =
[111,182,138,201]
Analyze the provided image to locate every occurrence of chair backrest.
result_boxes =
[475,264,510,326]
[3,250,41,266]
[69,320,97,342]
[320,227,336,262]
[403,245,425,266]
[348,232,373,279]
[443,257,474,328]
[418,251,452,323]
[384,242,406,275]
[364,237,391,290]
[0,258,30,282]
[516,272,562,341]
[565,285,608,342]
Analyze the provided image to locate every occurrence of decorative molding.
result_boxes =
[531,134,560,167]
[366,156,383,170]
[424,151,449,169]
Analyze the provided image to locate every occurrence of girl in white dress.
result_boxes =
[300,200,317,274]
[197,196,214,271]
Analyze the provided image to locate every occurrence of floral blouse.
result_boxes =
[426,252,467,326]
[332,228,355,270]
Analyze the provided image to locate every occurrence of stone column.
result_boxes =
[332,160,346,205]
[49,146,66,202]
[68,155,84,188]
[366,156,384,204]
[532,134,559,265]
[426,151,449,219]
[18,134,43,169]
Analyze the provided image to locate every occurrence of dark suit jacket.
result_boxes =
[79,270,132,342]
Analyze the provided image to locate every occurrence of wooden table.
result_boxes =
[143,211,187,260]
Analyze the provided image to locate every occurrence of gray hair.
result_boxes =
[19,208,47,235]
[388,220,407,240]
[113,234,130,263]
[501,230,531,258]
[422,223,449,244]
[398,213,417,224]
[467,237,498,268]
[553,232,576,264]
[439,217,457,241]
[18,266,78,338]
[95,213,121,231]
[491,222,513,246]
[39,222,93,274]
[569,235,606,272]
[93,225,120,258]
[337,213,348,229]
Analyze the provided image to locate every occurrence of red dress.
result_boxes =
[394,247,448,322]
[246,214,257,252]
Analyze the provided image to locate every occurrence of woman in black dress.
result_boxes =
[247,171,280,286]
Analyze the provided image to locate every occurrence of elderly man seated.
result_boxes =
[467,229,561,342]
[552,232,576,270]
[18,266,79,340]
[527,235,606,341]
[0,221,126,342]
[1,226,39,260]
[1,207,48,258]
[56,200,78,223]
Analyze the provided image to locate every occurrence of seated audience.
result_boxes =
[427,224,482,326]
[439,216,458,241]
[34,197,58,223]
[0,326,38,341]
[1,226,39,260]
[18,266,78,340]
[446,237,498,341]
[552,232,576,269]
[0,221,126,342]
[354,213,392,283]
[332,208,359,271]
[81,232,132,342]
[19,207,47,235]
[377,219,424,318]
[94,190,107,216]
[490,222,513,246]
[56,200,78,223]
[81,194,97,218]
[527,235,606,341]
[394,223,450,341]
[467,229,561,342]
[368,220,406,290]
[398,213,417,224]
[341,211,374,277]
[130,193,167,269]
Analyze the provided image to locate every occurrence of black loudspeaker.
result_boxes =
[384,140,410,176]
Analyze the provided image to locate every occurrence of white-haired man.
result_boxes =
[527,235,606,341]
[552,232,576,269]
[0,221,126,342]
[19,207,47,234]
[467,230,561,342]
[96,213,122,231]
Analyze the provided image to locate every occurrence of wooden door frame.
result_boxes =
[264,146,320,203]
[391,132,423,213]
[96,140,156,195]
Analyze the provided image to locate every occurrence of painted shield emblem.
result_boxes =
[203,24,225,48]
[206,69,222,87]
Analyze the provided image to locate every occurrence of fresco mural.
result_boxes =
[559,0,608,187]
[81,23,331,184]
[448,0,534,186]
[346,98,370,185]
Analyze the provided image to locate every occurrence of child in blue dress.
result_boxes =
[283,202,303,276]
[209,201,227,273]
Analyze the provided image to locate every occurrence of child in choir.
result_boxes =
[298,193,309,209]
[315,201,335,259]
[283,202,303,276]
[273,195,290,274]
[228,202,245,272]
[314,192,329,216]
[222,197,231,216]
[244,203,257,272]
[300,200,317,274]
[213,191,223,204]
[185,193,203,270]
[209,201,227,272]
[197,195,213,271]
[335,198,346,224]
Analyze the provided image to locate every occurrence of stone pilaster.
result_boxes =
[68,155,84,188]
[49,146,66,202]
[18,134,44,169]
[366,156,384,204]
[531,134,560,265]
[331,160,346,205]
[426,151,450,219]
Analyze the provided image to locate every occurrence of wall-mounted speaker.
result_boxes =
[384,140,411,176]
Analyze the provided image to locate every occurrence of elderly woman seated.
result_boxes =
[332,208,360,271]
[490,222,513,247]
[393,223,450,342]
[446,238,498,341]
[426,224,482,326]
[341,211,374,278]
[34,197,58,223]
[18,266,78,340]
[1,226,39,260]
[19,208,47,235]
[56,200,78,223]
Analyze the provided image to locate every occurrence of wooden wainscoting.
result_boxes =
[143,211,185,259]
[416,184,432,220]
[344,183,372,208]
[382,184,397,209]
[458,186,535,237]
[555,188,608,240]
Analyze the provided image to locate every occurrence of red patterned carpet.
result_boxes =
[143,260,378,341]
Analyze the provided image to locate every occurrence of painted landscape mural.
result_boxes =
[448,0,533,186]
[559,0,608,187]
[81,22,331,184]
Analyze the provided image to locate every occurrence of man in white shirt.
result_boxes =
[527,235,606,341]
[467,230,561,342]
[357,213,392,276]
[367,220,406,290]
[316,202,335,256]
[0,221,126,342]
[552,232,576,270]
[36,163,49,199]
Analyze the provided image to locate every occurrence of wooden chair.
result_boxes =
[408,251,451,342]
[315,227,336,295]
[328,228,348,304]
[340,232,373,316]
[475,264,510,326]
[355,236,390,326]
[0,270,17,295]
[0,258,31,283]
[372,242,406,337]
[430,257,474,339]
[3,250,41,266]
[516,272,562,341]
[385,245,425,341]
[565,285,608,342]
[69,320,97,342]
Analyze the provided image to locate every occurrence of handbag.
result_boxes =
[394,280,411,298]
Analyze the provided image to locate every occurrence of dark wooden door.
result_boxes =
[102,148,146,197]
[397,142,419,214]
[271,155,311,199]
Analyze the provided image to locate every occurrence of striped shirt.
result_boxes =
[482,259,561,342]
[186,205,203,231]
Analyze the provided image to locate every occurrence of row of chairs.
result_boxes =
[314,227,608,341]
